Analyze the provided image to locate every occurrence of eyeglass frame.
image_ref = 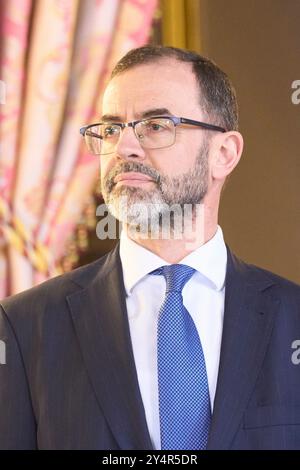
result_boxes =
[79,115,226,154]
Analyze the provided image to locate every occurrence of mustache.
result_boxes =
[104,161,161,191]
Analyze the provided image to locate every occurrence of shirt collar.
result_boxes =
[119,225,227,295]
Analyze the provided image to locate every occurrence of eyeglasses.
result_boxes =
[79,116,226,155]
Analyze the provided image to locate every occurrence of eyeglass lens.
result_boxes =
[84,117,176,155]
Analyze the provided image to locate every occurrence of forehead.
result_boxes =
[102,59,202,119]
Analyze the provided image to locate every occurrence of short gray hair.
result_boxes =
[111,45,239,131]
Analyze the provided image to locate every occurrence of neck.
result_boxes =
[124,202,218,263]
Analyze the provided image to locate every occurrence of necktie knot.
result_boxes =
[152,264,195,293]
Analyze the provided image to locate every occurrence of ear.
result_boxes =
[211,131,244,181]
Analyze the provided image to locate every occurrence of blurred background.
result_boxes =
[0,0,299,297]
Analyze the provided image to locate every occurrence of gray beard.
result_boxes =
[101,141,209,234]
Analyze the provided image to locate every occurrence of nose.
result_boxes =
[114,126,146,161]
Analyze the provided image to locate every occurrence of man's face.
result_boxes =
[100,58,211,227]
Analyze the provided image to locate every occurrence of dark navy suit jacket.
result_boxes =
[0,245,300,449]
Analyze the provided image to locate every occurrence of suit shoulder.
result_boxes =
[233,253,300,300]
[249,263,299,290]
[0,248,117,318]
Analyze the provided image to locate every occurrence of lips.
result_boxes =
[114,172,154,184]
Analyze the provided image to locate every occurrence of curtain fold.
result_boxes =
[161,0,202,52]
[0,0,33,297]
[0,0,157,296]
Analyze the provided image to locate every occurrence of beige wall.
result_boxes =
[199,0,300,283]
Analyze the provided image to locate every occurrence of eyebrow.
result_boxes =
[100,108,172,122]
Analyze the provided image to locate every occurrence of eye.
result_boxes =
[150,122,163,131]
[145,119,169,132]
[103,125,120,139]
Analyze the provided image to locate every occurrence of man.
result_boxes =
[0,46,300,450]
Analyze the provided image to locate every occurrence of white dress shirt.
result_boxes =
[119,226,227,450]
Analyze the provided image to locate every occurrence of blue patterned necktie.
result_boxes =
[152,264,211,450]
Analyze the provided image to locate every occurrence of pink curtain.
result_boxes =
[0,0,157,297]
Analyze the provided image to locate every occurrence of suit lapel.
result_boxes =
[207,248,281,449]
[67,245,153,450]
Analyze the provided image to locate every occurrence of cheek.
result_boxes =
[99,156,113,181]
[155,140,199,175]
